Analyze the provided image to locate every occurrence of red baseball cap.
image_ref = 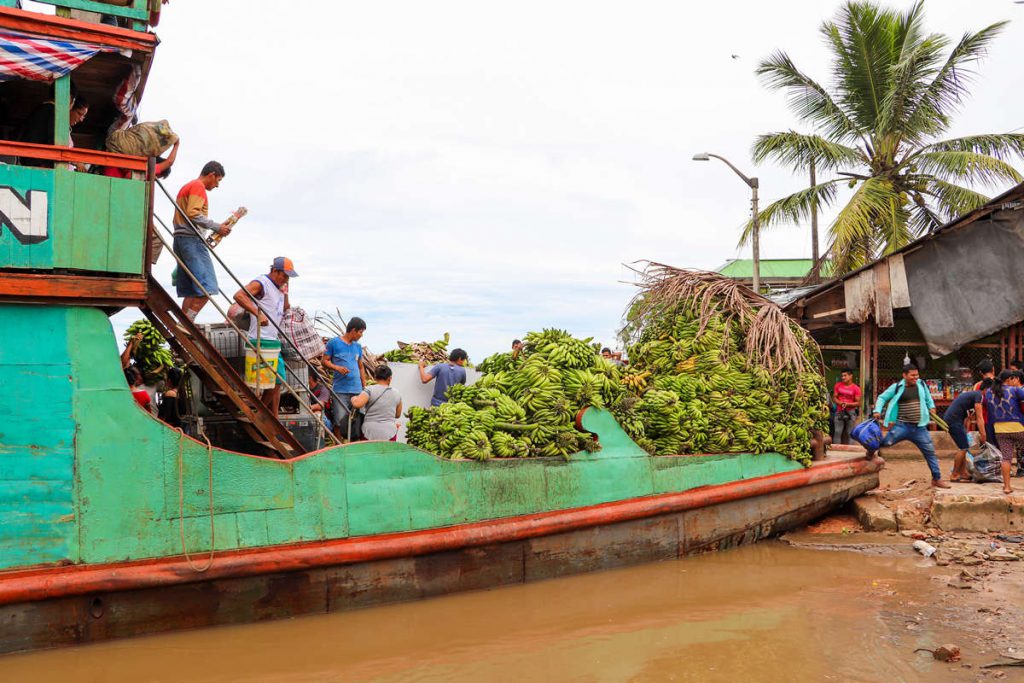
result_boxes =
[272,256,298,277]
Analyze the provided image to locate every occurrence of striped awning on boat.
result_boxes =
[0,29,112,82]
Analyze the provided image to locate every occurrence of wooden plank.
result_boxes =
[0,142,147,172]
[105,177,145,275]
[53,76,70,147]
[0,165,52,269]
[0,7,157,51]
[888,253,911,308]
[873,258,893,328]
[32,0,148,19]
[844,270,875,323]
[0,272,147,303]
[811,307,846,319]
[69,172,111,271]
[50,168,74,269]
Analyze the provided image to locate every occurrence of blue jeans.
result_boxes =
[882,421,942,480]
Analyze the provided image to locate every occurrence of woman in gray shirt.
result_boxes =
[350,365,403,441]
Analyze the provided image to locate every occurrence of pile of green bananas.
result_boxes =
[405,328,608,460]
[616,306,828,465]
[382,333,452,363]
[123,319,175,381]
[475,351,520,374]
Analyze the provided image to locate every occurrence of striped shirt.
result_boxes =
[897,382,921,422]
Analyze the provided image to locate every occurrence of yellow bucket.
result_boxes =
[244,339,281,390]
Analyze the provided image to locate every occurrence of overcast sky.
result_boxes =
[84,1,1024,359]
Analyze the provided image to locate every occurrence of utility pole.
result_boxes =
[809,158,820,284]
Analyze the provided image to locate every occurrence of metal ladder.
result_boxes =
[141,274,305,459]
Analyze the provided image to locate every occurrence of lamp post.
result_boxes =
[693,153,760,293]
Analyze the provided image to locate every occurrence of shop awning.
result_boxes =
[0,28,113,82]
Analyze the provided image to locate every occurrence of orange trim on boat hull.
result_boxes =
[0,455,882,606]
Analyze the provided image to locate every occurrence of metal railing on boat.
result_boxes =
[149,179,363,457]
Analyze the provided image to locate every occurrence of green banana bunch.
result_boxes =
[405,328,611,461]
[619,302,827,466]
[123,320,176,381]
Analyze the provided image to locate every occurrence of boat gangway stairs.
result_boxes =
[141,275,305,459]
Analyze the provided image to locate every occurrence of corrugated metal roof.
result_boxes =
[783,181,1024,310]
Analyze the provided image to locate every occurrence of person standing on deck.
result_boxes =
[173,161,230,320]
[323,318,367,441]
[943,379,990,483]
[232,257,298,415]
[832,368,862,445]
[871,363,950,489]
[977,370,1024,494]
[351,365,403,442]
[419,349,468,407]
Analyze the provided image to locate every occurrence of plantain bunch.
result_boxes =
[123,320,175,382]
[476,351,520,374]
[405,329,611,461]
[382,332,452,364]
[621,307,828,466]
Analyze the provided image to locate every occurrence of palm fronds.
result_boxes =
[749,2,1019,277]
[751,131,863,170]
[625,263,819,375]
[738,179,842,247]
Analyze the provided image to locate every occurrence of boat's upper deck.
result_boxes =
[0,1,159,301]
[0,0,161,34]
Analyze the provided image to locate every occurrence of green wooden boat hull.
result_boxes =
[0,304,881,654]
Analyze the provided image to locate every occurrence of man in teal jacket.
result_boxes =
[872,363,950,488]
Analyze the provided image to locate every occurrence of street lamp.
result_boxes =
[693,153,761,293]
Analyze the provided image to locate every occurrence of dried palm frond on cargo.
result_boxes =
[616,262,829,465]
[624,262,815,375]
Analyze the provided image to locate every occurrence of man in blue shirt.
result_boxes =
[322,317,366,440]
[419,348,468,407]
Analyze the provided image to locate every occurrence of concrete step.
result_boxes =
[930,484,1024,532]
[852,496,897,531]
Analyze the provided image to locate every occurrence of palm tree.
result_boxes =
[743,1,1024,274]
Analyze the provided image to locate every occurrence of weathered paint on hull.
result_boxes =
[0,460,879,655]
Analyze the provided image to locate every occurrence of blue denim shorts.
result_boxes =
[173,235,218,298]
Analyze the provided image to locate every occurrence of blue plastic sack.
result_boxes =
[850,419,883,451]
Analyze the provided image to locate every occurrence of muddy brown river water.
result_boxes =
[0,542,1003,682]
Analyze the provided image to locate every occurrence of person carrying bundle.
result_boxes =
[173,161,230,320]
[871,363,950,489]
[943,380,990,483]
[419,349,468,407]
[232,257,299,415]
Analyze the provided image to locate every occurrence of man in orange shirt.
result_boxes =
[172,161,230,320]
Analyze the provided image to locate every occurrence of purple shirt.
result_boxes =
[982,386,1024,424]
